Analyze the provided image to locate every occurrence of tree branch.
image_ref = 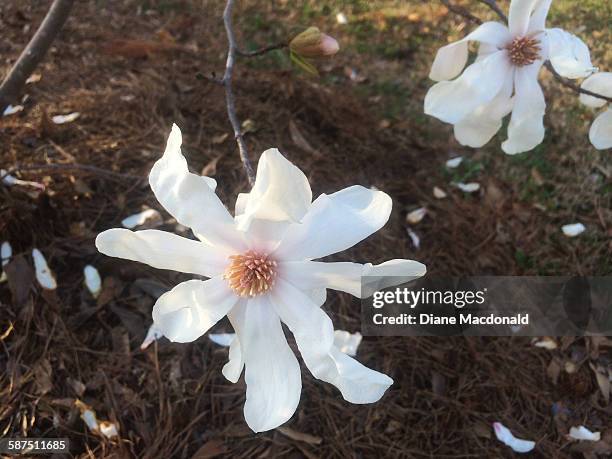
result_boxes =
[0,0,75,113]
[222,0,256,187]
[443,0,612,103]
[236,42,287,57]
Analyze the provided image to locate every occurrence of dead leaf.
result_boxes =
[590,362,610,404]
[277,427,322,445]
[547,358,561,385]
[201,156,221,177]
[289,120,320,157]
[191,439,227,459]
[33,359,53,395]
[97,276,121,307]
[5,255,34,306]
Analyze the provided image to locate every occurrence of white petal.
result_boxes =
[429,22,510,81]
[445,156,463,168]
[561,222,586,237]
[83,265,101,298]
[149,124,245,252]
[589,108,612,150]
[527,0,552,33]
[121,208,162,229]
[493,422,536,453]
[222,300,247,383]
[406,228,421,249]
[406,207,426,225]
[271,279,393,404]
[208,333,235,347]
[52,112,80,124]
[96,229,228,278]
[280,259,426,298]
[152,277,238,343]
[433,187,447,199]
[568,426,601,442]
[547,28,594,79]
[274,185,392,261]
[502,61,546,154]
[3,104,24,116]
[425,51,512,124]
[140,323,164,350]
[508,0,539,36]
[580,72,612,108]
[239,296,301,432]
[455,182,481,193]
[454,73,514,148]
[32,248,57,290]
[334,330,362,356]
[1,241,12,266]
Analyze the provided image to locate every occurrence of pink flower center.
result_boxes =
[224,251,277,297]
[506,36,541,67]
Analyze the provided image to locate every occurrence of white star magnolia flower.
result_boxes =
[95,124,426,433]
[579,72,612,150]
[425,0,595,154]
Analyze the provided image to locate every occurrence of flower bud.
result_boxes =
[289,27,339,58]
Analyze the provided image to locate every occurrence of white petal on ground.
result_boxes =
[271,279,393,404]
[407,228,420,250]
[209,333,235,347]
[75,400,119,438]
[445,156,463,168]
[561,222,585,237]
[148,124,246,252]
[433,187,447,199]
[588,108,612,150]
[454,73,514,148]
[239,295,301,433]
[336,12,348,24]
[83,265,101,298]
[99,421,119,438]
[547,28,595,79]
[493,422,536,453]
[1,242,12,266]
[406,207,427,225]
[121,208,162,228]
[274,185,392,261]
[32,248,57,290]
[0,169,45,189]
[279,259,426,298]
[454,182,481,193]
[96,229,228,278]
[152,277,239,343]
[532,337,557,349]
[52,112,80,124]
[579,72,612,108]
[568,426,601,442]
[333,330,362,357]
[502,61,546,154]
[508,0,539,36]
[425,51,512,124]
[429,21,511,81]
[3,105,24,116]
[140,323,164,350]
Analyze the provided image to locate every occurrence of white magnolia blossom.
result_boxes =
[96,124,426,433]
[579,72,612,150]
[425,0,594,154]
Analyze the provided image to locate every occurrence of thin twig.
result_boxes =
[444,0,612,103]
[1,163,142,182]
[222,0,256,187]
[237,42,287,57]
[0,0,75,113]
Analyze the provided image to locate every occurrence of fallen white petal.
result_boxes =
[52,112,80,124]
[446,157,463,168]
[336,12,348,24]
[0,169,45,189]
[140,323,164,350]
[433,187,447,199]
[32,248,57,290]
[569,426,601,442]
[333,330,362,357]
[99,421,119,438]
[26,73,42,84]
[406,207,427,225]
[455,182,480,193]
[1,241,11,266]
[75,400,118,438]
[493,422,535,453]
[561,223,585,237]
[532,337,557,350]
[83,265,101,298]
[209,333,236,347]
[3,105,24,116]
[406,228,420,250]
[121,208,162,229]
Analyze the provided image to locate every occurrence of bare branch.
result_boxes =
[442,0,612,103]
[0,0,75,113]
[222,0,256,187]
[1,163,142,183]
[237,42,287,57]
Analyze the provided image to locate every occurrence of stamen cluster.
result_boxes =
[506,36,541,67]
[224,250,277,297]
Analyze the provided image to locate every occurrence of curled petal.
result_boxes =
[547,28,594,79]
[580,72,612,108]
[502,61,546,154]
[274,185,392,261]
[508,0,539,36]
[239,296,301,433]
[149,124,246,252]
[222,300,247,383]
[96,229,228,278]
[429,21,510,81]
[152,277,238,343]
[589,108,612,150]
[425,51,512,125]
[493,422,536,453]
[271,279,393,404]
[527,0,552,33]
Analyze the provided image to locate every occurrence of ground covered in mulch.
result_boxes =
[1,1,611,458]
